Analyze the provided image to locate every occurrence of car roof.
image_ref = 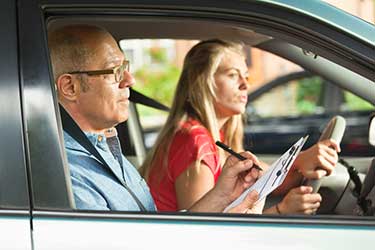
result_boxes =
[261,0,374,45]
[45,0,374,45]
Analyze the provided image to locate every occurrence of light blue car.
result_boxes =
[1,0,374,249]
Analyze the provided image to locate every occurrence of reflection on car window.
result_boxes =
[251,77,324,118]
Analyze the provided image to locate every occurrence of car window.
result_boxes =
[119,39,195,150]
[249,75,374,120]
[250,76,325,118]
[343,91,374,112]
[46,7,374,218]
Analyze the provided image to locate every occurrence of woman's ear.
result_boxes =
[56,74,80,101]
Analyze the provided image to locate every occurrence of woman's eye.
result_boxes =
[228,72,239,79]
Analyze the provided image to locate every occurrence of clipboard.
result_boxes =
[224,135,309,212]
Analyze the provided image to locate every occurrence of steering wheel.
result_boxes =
[303,116,346,193]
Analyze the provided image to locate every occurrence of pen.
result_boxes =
[215,141,263,171]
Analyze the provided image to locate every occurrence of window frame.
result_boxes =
[18,0,374,229]
[0,0,29,210]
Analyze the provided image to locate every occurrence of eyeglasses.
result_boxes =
[68,60,130,83]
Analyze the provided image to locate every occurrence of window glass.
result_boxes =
[250,77,324,118]
[119,39,196,149]
[343,91,374,111]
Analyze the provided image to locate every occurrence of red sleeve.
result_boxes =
[168,126,220,181]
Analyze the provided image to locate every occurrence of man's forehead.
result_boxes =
[103,53,125,67]
[91,38,125,67]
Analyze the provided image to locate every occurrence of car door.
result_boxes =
[17,1,374,249]
[0,0,32,249]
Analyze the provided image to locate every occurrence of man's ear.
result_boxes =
[56,74,80,101]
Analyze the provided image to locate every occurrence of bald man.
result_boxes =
[48,25,261,212]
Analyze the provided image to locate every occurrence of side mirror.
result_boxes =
[369,114,375,147]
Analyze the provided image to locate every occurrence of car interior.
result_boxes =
[47,15,374,216]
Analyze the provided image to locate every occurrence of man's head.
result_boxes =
[48,25,135,133]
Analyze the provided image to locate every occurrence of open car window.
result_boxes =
[44,1,374,220]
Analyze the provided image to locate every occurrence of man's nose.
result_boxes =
[119,69,135,88]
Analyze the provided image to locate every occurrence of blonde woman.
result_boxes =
[142,39,340,214]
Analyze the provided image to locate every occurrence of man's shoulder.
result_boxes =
[63,131,90,154]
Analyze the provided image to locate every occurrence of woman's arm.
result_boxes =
[273,139,340,195]
[188,154,261,213]
[175,161,215,210]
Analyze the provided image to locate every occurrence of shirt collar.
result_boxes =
[84,131,107,148]
[84,127,118,149]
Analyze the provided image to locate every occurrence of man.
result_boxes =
[48,25,261,212]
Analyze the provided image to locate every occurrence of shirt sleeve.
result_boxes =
[168,127,219,181]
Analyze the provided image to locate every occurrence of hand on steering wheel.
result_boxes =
[301,116,346,192]
[294,139,340,179]
[278,186,322,214]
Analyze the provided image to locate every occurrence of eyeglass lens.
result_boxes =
[114,61,130,82]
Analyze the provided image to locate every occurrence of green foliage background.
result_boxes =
[133,47,373,119]
[296,76,374,114]
[296,76,322,114]
[133,48,181,117]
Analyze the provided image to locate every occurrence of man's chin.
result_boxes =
[108,113,129,127]
[118,113,129,123]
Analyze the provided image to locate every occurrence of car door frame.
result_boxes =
[0,0,32,249]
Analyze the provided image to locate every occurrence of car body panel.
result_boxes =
[18,0,74,210]
[0,0,29,209]
[0,212,32,250]
[32,212,374,250]
[0,1,31,248]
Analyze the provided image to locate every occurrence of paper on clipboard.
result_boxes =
[224,136,309,212]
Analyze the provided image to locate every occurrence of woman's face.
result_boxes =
[213,50,249,120]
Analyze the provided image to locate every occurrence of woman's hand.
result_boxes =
[294,139,340,179]
[277,186,322,214]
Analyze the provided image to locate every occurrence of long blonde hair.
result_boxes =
[142,39,246,180]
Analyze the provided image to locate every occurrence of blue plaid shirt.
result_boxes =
[64,131,156,211]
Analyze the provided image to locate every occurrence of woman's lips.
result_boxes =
[240,95,248,103]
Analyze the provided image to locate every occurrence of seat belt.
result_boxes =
[59,105,147,211]
[129,88,169,111]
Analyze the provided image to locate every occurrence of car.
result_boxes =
[244,70,374,157]
[1,0,374,249]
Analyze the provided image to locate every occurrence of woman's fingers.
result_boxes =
[321,138,341,153]
[280,186,322,214]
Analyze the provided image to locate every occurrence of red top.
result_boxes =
[147,118,222,211]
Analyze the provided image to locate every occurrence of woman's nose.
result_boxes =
[239,75,249,90]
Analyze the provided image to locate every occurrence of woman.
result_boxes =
[142,39,340,214]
